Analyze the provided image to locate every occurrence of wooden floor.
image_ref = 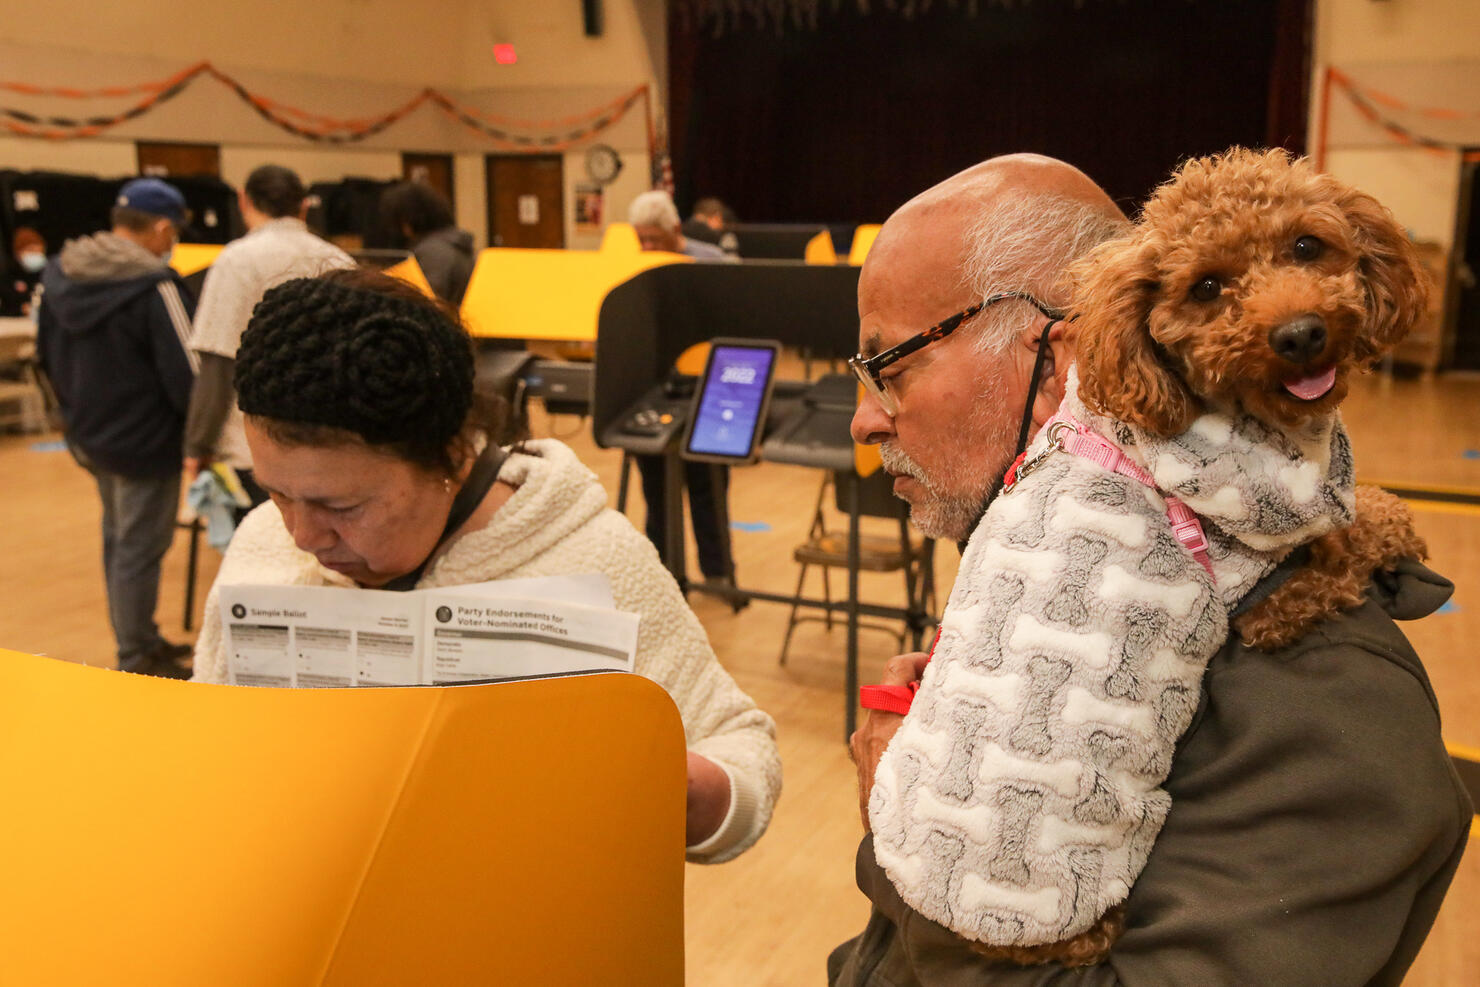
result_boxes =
[1,365,1477,984]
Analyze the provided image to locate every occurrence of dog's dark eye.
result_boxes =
[1190,276,1222,302]
[1294,236,1324,261]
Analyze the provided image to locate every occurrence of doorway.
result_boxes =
[135,141,221,178]
[1452,159,1480,371]
[485,154,564,249]
[401,152,455,211]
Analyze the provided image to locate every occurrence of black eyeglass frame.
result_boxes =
[848,290,1066,416]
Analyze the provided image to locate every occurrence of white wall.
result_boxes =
[453,153,489,250]
[1311,0,1480,248]
[5,0,470,87]
[0,137,137,177]
[0,1,664,249]
[217,148,402,191]
[457,0,664,95]
[1321,149,1461,247]
[1315,0,1480,63]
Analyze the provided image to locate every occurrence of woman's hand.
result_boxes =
[685,751,732,847]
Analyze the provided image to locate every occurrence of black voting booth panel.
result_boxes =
[727,224,831,261]
[592,260,859,445]
[0,171,239,255]
[595,261,931,736]
[307,178,399,246]
[1,171,119,252]
[168,175,242,244]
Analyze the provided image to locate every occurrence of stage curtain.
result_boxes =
[668,0,1313,223]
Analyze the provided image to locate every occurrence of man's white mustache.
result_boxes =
[880,443,929,486]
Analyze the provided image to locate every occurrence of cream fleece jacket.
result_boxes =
[193,439,780,863]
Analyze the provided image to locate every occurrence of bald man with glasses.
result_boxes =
[829,154,1470,985]
[846,158,1125,546]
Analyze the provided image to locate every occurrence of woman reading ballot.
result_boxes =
[191,269,779,861]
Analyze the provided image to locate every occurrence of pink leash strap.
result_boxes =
[1047,413,1216,580]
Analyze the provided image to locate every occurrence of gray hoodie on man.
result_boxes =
[36,232,197,477]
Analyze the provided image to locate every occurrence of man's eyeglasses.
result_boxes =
[848,291,1065,417]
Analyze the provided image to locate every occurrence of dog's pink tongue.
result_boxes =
[1284,365,1337,401]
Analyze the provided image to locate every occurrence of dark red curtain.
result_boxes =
[668,0,1313,223]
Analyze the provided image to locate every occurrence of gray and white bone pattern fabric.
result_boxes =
[869,367,1355,946]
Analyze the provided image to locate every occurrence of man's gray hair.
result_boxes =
[960,192,1129,355]
[628,189,682,231]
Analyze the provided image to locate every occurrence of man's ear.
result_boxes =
[1026,320,1071,432]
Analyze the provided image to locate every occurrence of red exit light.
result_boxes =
[492,44,517,65]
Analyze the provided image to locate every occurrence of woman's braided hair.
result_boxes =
[236,268,509,475]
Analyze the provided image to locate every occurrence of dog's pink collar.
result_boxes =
[1022,413,1215,581]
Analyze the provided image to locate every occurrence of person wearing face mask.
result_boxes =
[2,227,47,317]
[35,178,198,678]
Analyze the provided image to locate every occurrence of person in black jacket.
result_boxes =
[36,178,197,678]
[377,181,476,306]
[828,153,1471,986]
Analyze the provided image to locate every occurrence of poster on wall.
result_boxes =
[574,183,604,233]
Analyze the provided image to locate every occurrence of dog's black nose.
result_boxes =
[1269,315,1328,365]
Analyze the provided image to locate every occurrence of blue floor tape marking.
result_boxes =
[1437,600,1461,615]
[730,520,771,533]
[29,440,66,453]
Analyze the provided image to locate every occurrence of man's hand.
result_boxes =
[184,456,204,484]
[850,652,930,832]
[685,750,732,848]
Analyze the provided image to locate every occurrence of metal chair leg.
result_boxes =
[778,560,811,666]
[182,518,201,632]
[616,451,633,514]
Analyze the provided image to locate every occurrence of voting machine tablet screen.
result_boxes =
[682,340,781,463]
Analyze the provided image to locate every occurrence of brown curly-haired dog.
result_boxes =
[969,147,1431,967]
[1069,147,1430,656]
[1072,147,1428,437]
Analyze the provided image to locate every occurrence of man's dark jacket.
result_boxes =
[830,559,1472,986]
[412,226,475,307]
[37,232,196,478]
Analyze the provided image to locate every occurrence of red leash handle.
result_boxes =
[859,682,920,715]
[859,633,939,715]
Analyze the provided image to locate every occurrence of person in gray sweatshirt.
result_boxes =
[377,181,476,306]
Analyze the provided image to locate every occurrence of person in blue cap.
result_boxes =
[35,177,199,678]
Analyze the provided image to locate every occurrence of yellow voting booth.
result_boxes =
[848,225,881,266]
[804,230,838,265]
[0,650,686,985]
[460,238,689,342]
[382,254,434,298]
[169,243,224,278]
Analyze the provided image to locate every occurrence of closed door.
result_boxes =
[1452,161,1480,371]
[136,141,221,178]
[486,155,564,249]
[402,152,455,211]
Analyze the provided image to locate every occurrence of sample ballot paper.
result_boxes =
[218,575,638,688]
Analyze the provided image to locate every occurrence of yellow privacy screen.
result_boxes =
[382,254,434,298]
[0,650,685,986]
[168,242,224,277]
[460,245,688,341]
